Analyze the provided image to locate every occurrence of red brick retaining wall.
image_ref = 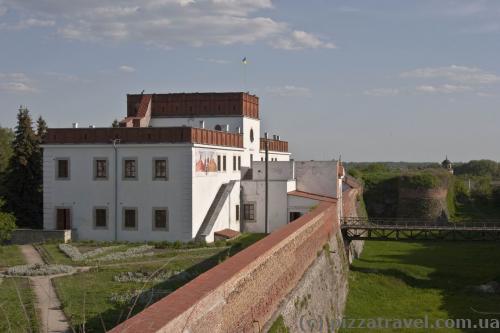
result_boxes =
[111,201,338,333]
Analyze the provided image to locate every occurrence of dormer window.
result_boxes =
[214,124,222,131]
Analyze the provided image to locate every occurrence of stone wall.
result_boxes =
[111,186,362,333]
[10,229,71,245]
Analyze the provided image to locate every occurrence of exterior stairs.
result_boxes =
[195,180,237,242]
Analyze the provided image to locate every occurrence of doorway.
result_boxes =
[56,208,71,230]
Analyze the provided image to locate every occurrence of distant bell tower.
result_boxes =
[441,156,454,174]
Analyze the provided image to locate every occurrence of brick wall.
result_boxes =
[111,201,338,333]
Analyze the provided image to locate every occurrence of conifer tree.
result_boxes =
[3,107,43,228]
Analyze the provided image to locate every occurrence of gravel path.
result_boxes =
[20,245,71,333]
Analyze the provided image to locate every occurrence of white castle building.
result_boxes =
[42,92,343,242]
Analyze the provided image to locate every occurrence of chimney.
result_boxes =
[72,123,79,128]
[273,135,277,140]
[89,125,95,128]
[199,120,205,129]
[236,126,241,134]
[277,135,280,141]
[225,124,229,132]
[264,132,268,139]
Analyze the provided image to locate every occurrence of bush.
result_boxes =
[454,178,470,203]
[0,198,16,243]
[400,173,439,189]
[6,263,75,276]
[471,177,492,204]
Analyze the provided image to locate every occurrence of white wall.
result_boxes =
[240,180,291,233]
[191,145,244,242]
[251,161,294,181]
[43,144,193,242]
[149,116,244,134]
[295,161,339,198]
[259,151,291,162]
[287,195,320,221]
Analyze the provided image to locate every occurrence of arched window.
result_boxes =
[214,124,222,131]
[250,128,254,142]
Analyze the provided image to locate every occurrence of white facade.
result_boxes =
[43,94,292,242]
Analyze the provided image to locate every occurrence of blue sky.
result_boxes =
[0,0,499,162]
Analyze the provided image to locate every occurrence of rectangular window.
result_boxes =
[223,156,227,171]
[233,156,237,171]
[243,204,255,221]
[56,208,71,229]
[153,208,168,230]
[123,208,137,229]
[217,155,221,171]
[154,159,168,180]
[56,159,69,179]
[123,159,137,179]
[236,205,240,221]
[238,156,241,170]
[94,208,107,228]
[94,159,108,179]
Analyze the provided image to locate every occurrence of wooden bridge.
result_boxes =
[341,217,500,241]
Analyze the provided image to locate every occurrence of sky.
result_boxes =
[0,0,499,162]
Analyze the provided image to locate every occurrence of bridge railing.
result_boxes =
[341,217,500,229]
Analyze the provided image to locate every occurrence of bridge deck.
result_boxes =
[341,217,500,241]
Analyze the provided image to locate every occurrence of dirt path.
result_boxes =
[19,245,71,333]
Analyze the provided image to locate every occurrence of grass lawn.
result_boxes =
[0,245,25,270]
[53,233,265,332]
[0,277,39,333]
[342,241,500,333]
[453,201,500,221]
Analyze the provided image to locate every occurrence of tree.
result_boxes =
[3,107,43,228]
[454,160,499,177]
[36,116,48,141]
[0,198,16,243]
[112,119,120,128]
[0,126,13,174]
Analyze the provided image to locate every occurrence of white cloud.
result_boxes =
[363,88,400,97]
[401,65,500,85]
[274,30,335,50]
[415,84,472,94]
[266,85,311,97]
[0,73,37,93]
[1,0,334,51]
[119,65,136,73]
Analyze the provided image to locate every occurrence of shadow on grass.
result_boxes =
[69,234,265,333]
[350,241,500,333]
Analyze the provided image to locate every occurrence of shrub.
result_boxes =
[94,245,154,262]
[0,198,16,243]
[6,263,75,276]
[400,173,439,189]
[58,243,122,261]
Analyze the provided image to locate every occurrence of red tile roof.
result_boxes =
[288,190,337,203]
[214,228,240,240]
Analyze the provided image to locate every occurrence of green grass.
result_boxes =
[342,241,500,332]
[53,233,266,332]
[268,315,289,333]
[0,245,25,270]
[452,200,500,221]
[0,277,39,333]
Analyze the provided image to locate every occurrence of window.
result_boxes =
[261,157,264,161]
[214,124,222,131]
[153,159,168,180]
[250,154,253,162]
[243,203,255,221]
[217,155,221,171]
[250,128,254,142]
[233,156,237,171]
[94,159,108,179]
[223,156,227,171]
[153,208,168,230]
[94,208,108,228]
[123,208,137,229]
[236,205,240,221]
[123,159,137,179]
[238,156,241,170]
[56,159,69,179]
